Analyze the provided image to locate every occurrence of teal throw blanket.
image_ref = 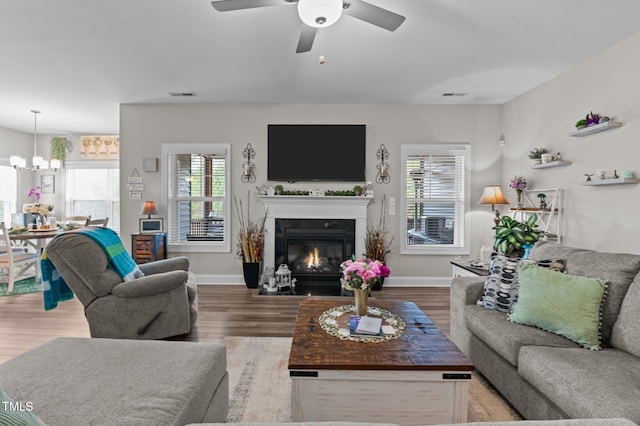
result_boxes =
[41,251,74,311]
[42,227,144,310]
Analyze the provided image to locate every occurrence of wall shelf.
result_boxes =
[582,177,640,186]
[569,121,622,137]
[509,189,563,244]
[531,160,572,169]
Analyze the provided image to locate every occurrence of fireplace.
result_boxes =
[259,194,373,295]
[275,219,355,295]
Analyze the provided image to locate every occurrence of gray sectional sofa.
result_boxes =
[0,337,229,425]
[451,241,640,423]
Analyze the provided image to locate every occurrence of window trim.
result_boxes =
[161,143,231,253]
[400,143,471,255]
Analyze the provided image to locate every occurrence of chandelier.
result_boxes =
[10,110,61,171]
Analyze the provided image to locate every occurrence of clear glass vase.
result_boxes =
[516,190,524,209]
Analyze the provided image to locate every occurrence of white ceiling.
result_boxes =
[2,0,640,135]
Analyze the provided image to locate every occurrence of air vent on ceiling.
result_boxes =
[442,93,467,97]
[168,92,197,97]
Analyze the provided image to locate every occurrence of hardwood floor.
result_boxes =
[0,285,452,363]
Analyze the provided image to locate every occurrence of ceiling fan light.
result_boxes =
[298,0,342,28]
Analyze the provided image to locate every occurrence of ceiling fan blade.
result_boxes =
[343,0,405,31]
[296,25,317,53]
[211,0,288,12]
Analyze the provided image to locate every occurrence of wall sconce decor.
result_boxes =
[241,143,256,183]
[375,144,390,184]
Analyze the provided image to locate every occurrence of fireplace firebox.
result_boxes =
[275,218,356,295]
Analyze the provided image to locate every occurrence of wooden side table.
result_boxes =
[131,233,167,264]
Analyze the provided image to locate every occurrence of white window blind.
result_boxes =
[401,144,470,255]
[0,164,17,224]
[163,143,230,252]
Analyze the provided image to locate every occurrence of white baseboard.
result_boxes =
[194,274,453,287]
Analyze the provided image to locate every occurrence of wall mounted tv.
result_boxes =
[268,124,366,182]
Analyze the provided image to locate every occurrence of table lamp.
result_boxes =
[478,185,510,225]
[140,201,158,219]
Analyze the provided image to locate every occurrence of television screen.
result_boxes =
[268,124,366,181]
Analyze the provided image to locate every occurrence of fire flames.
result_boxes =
[305,247,321,268]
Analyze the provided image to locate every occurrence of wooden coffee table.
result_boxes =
[288,298,474,425]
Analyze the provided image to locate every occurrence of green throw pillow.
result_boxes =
[0,386,44,426]
[508,263,606,350]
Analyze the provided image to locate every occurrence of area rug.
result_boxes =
[0,277,41,297]
[223,336,521,423]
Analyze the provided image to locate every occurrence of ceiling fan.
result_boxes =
[210,0,405,53]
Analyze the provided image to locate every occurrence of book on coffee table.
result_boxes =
[349,315,383,337]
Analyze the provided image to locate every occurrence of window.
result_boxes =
[0,162,17,224]
[162,143,230,252]
[400,144,470,255]
[65,161,120,233]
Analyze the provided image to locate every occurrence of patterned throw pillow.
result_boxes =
[477,254,566,312]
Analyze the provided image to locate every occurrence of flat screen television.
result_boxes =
[268,124,366,181]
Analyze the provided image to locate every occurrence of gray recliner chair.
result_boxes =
[44,231,198,339]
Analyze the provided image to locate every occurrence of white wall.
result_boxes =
[120,103,503,282]
[502,31,640,254]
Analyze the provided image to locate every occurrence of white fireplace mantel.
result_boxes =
[258,195,373,269]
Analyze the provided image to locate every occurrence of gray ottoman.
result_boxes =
[0,337,228,425]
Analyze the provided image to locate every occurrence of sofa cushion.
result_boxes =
[519,346,640,423]
[611,274,640,357]
[0,337,228,426]
[465,304,579,367]
[530,241,640,345]
[0,386,44,426]
[477,254,565,313]
[508,263,606,350]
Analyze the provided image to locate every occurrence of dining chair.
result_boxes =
[0,222,40,292]
[62,216,91,227]
[86,217,109,227]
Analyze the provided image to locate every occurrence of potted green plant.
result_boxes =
[493,214,540,258]
[274,184,283,195]
[364,196,394,290]
[528,147,547,165]
[575,119,587,130]
[50,136,71,166]
[234,193,267,288]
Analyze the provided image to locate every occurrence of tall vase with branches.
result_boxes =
[234,192,267,288]
[364,195,394,290]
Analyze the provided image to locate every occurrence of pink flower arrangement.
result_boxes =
[340,256,390,290]
[509,175,527,191]
[28,186,41,202]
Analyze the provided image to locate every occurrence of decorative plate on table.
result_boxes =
[319,304,406,343]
